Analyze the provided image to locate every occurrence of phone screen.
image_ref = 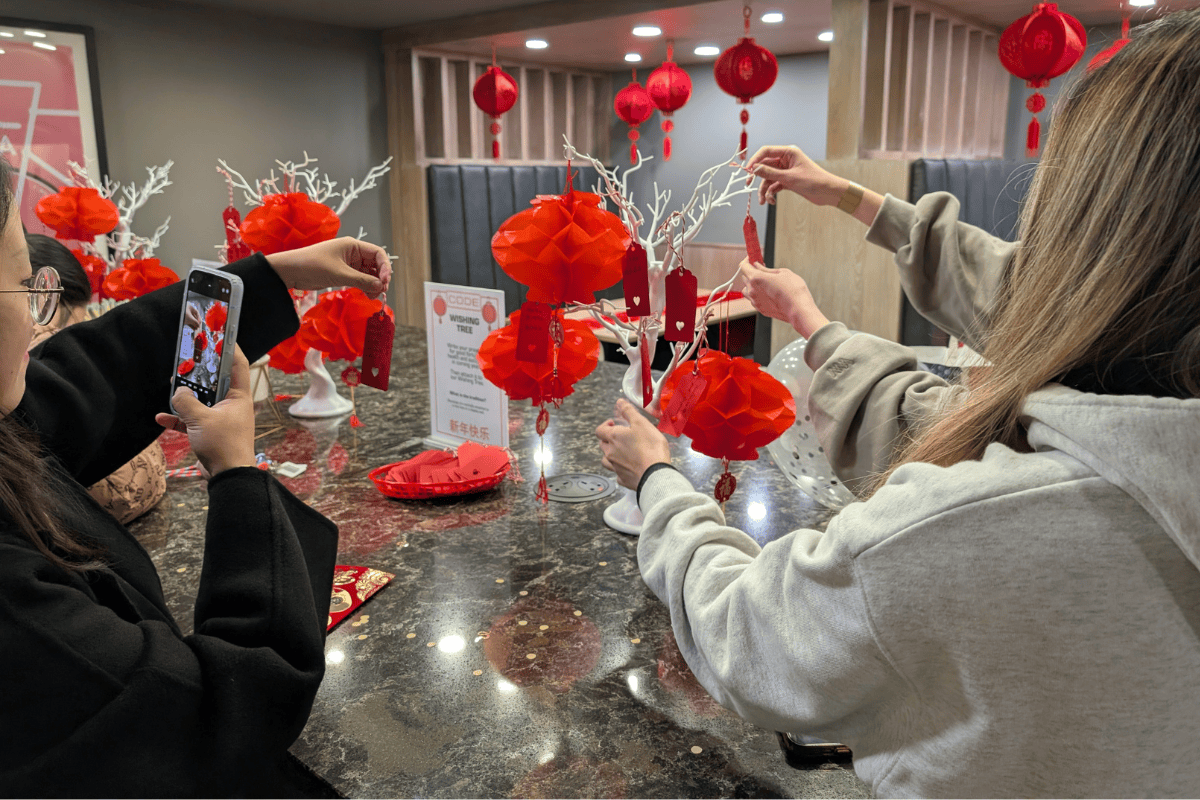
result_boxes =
[174,273,233,407]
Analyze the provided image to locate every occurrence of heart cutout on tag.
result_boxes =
[632,296,640,306]
[675,320,685,330]
[371,367,379,377]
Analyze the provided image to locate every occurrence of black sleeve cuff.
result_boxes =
[636,462,678,506]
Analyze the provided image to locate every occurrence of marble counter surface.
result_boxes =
[130,327,869,799]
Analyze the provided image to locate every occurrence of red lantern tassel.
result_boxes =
[1026,116,1041,158]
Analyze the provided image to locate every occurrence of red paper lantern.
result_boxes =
[473,62,519,160]
[298,288,395,363]
[491,186,628,305]
[35,187,120,241]
[1088,14,1130,72]
[614,72,655,164]
[71,249,107,296]
[647,42,692,161]
[205,302,228,334]
[101,258,180,300]
[714,6,778,159]
[659,350,795,500]
[476,308,600,407]
[268,334,310,374]
[999,3,1086,157]
[240,192,340,255]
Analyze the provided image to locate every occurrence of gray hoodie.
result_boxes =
[636,194,1200,797]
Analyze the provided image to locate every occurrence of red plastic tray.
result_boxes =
[368,461,510,500]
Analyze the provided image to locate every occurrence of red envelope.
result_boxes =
[328,565,394,631]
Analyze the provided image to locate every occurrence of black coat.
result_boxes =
[0,256,339,797]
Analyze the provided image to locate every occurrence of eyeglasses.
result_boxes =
[0,267,64,325]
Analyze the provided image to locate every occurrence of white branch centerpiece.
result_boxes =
[562,139,754,414]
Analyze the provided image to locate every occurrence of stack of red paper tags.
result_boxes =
[369,442,511,499]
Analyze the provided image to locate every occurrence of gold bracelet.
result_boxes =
[836,181,864,214]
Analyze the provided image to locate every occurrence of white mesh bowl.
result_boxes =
[765,337,856,510]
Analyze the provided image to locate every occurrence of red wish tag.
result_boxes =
[743,214,764,266]
[457,442,510,477]
[516,301,552,364]
[658,368,707,436]
[328,565,394,631]
[361,309,395,391]
[640,331,653,407]
[623,242,651,316]
[664,267,697,342]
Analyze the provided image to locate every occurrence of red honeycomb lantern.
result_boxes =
[714,5,778,159]
[647,42,692,161]
[473,59,519,160]
[614,71,655,164]
[999,3,1086,157]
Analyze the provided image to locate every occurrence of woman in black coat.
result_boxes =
[0,156,391,797]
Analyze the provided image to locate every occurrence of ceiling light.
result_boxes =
[24,30,46,38]
[818,30,835,42]
[525,38,548,49]
[761,12,784,23]
[33,42,56,51]
[694,45,720,57]
[1128,0,1154,5]
[0,32,13,38]
[632,25,661,37]
[624,52,643,62]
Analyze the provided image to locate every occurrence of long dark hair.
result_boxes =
[1,158,104,572]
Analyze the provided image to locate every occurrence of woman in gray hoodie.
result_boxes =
[596,9,1200,798]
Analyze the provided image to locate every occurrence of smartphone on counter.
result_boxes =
[170,266,243,412]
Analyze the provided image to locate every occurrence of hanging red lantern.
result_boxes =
[101,258,180,301]
[647,42,692,161]
[472,58,519,160]
[714,4,779,159]
[268,334,310,374]
[614,71,655,164]
[240,192,341,255]
[477,308,599,407]
[35,186,120,241]
[491,184,628,305]
[999,3,1086,157]
[658,350,795,501]
[297,288,394,363]
[71,249,107,296]
[1088,12,1130,72]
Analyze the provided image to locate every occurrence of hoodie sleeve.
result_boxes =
[866,192,1016,350]
[635,467,907,742]
[802,322,962,495]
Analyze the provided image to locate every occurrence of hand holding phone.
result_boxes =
[157,345,257,477]
[171,267,243,411]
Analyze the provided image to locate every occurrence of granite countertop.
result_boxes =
[130,326,869,799]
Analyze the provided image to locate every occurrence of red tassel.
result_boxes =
[536,473,549,504]
[350,414,363,428]
[493,139,500,159]
[663,136,672,161]
[630,141,638,164]
[1026,116,1041,158]
[739,129,748,158]
[640,331,653,407]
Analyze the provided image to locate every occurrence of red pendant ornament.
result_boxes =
[472,56,519,160]
[101,258,180,301]
[622,242,651,317]
[240,192,341,255]
[715,4,779,159]
[663,266,698,342]
[614,71,655,164]
[999,3,1086,157]
[222,205,253,263]
[1088,12,1130,72]
[647,42,692,161]
[491,185,628,305]
[35,186,119,241]
[477,308,600,407]
[658,350,796,500]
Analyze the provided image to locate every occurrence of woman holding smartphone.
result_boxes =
[0,155,391,796]
[597,11,1200,797]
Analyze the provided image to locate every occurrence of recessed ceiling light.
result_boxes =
[818,30,835,42]
[33,42,56,51]
[0,32,13,38]
[24,30,46,38]
[525,38,548,49]
[694,45,720,57]
[632,25,661,37]
[761,12,784,23]
[1128,0,1154,5]
[624,52,643,62]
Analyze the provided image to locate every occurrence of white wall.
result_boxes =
[2,0,390,272]
[609,51,829,245]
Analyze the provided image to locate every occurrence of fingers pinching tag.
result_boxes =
[664,267,697,342]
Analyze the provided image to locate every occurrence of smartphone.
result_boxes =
[170,267,243,411]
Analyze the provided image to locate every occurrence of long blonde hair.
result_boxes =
[874,9,1200,490]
